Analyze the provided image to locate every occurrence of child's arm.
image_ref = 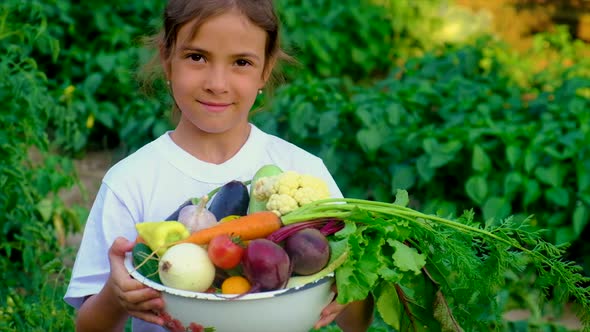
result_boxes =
[75,237,165,331]
[335,297,375,332]
[315,296,375,331]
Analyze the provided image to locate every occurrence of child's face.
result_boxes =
[165,9,270,136]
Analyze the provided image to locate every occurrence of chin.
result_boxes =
[196,121,248,136]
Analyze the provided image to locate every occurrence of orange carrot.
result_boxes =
[135,235,146,244]
[178,211,282,245]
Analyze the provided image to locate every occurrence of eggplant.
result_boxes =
[208,180,250,221]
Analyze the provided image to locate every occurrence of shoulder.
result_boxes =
[252,125,324,168]
[251,125,343,197]
[103,136,163,184]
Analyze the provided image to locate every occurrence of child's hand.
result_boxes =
[314,284,374,332]
[314,299,347,329]
[107,237,165,326]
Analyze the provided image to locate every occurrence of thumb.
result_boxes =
[109,236,135,262]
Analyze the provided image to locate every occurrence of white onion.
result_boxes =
[158,243,215,292]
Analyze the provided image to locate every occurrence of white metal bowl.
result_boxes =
[124,253,335,332]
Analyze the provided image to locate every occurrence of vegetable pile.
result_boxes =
[131,164,590,331]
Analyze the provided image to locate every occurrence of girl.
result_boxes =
[64,1,374,331]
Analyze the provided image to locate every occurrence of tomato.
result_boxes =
[207,234,244,269]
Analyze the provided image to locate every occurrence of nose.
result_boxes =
[204,65,228,94]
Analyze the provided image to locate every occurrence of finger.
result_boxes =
[314,311,339,329]
[126,297,165,315]
[314,301,347,329]
[128,309,164,326]
[108,237,144,291]
[117,286,162,308]
[321,301,346,317]
[109,236,135,258]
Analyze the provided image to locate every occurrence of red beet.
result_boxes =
[284,228,330,276]
[241,239,291,291]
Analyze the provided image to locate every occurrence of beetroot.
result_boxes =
[284,228,330,276]
[241,239,291,291]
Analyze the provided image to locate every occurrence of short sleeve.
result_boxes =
[63,183,137,308]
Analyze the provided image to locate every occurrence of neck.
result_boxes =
[170,122,251,164]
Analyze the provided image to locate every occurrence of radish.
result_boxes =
[241,239,291,291]
[158,243,215,292]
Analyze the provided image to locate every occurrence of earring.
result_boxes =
[167,80,171,86]
[258,89,263,95]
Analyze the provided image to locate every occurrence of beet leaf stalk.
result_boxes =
[280,190,590,331]
[266,218,338,243]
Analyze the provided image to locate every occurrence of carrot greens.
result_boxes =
[281,190,590,331]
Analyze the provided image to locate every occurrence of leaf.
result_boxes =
[82,73,103,94]
[391,164,416,191]
[96,53,116,73]
[394,189,410,207]
[503,172,523,198]
[428,141,463,168]
[523,178,541,207]
[465,175,488,205]
[483,196,511,222]
[555,227,575,246]
[417,155,436,182]
[289,102,314,138]
[535,165,566,187]
[376,283,403,331]
[386,103,404,126]
[524,149,538,173]
[318,111,339,136]
[93,102,117,129]
[36,198,53,222]
[355,107,374,127]
[545,187,569,207]
[506,145,522,168]
[576,160,590,192]
[472,145,491,173]
[433,290,464,332]
[356,127,385,155]
[390,240,426,275]
[423,138,437,154]
[573,203,589,237]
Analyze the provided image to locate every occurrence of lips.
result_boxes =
[199,100,232,113]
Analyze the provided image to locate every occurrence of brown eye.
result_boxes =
[189,54,204,62]
[236,59,250,67]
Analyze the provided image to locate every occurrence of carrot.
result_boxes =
[178,211,282,246]
[135,235,146,244]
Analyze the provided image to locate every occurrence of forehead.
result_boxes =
[176,10,267,55]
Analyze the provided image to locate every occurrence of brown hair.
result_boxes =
[139,0,293,118]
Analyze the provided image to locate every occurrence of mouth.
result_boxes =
[198,100,233,113]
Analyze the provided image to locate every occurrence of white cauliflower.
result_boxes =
[253,170,331,216]
[253,176,277,201]
[266,194,299,216]
[273,171,301,196]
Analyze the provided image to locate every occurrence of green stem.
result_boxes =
[283,198,529,253]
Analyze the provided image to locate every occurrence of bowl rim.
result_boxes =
[124,253,334,301]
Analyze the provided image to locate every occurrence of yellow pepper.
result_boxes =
[136,221,190,256]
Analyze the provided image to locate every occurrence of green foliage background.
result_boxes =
[0,0,588,330]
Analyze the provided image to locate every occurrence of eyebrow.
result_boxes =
[180,46,262,62]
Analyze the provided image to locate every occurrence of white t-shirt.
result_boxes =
[64,124,342,332]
